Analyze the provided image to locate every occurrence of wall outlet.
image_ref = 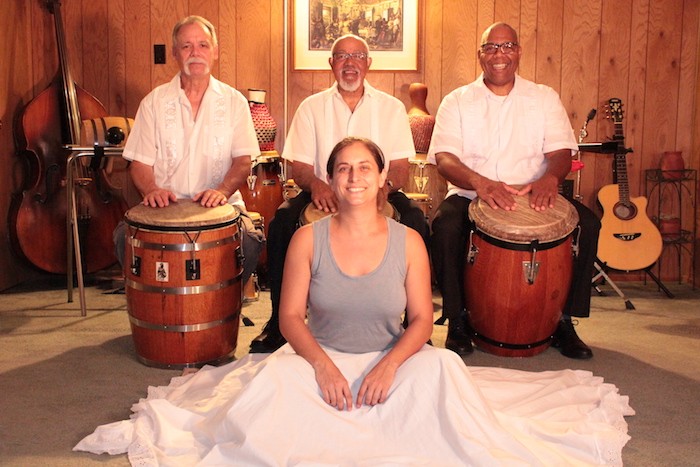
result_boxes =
[154,44,166,64]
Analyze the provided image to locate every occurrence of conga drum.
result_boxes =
[240,151,284,283]
[124,201,243,369]
[464,195,579,357]
[80,116,134,148]
[299,202,399,226]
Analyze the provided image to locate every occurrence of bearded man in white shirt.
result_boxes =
[250,34,429,353]
[114,15,263,287]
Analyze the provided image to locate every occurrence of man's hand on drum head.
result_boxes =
[526,175,560,212]
[475,180,520,211]
[311,180,338,213]
[193,189,230,207]
[142,189,178,208]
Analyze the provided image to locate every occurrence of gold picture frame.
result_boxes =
[292,0,418,71]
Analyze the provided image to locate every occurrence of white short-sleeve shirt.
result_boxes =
[123,74,260,208]
[428,74,578,200]
[282,81,415,179]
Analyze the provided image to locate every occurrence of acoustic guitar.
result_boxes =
[596,98,662,271]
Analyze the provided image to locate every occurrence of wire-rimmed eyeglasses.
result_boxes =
[480,42,519,55]
[332,52,368,61]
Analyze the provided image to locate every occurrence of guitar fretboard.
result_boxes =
[607,98,631,207]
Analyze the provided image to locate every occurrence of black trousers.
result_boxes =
[430,194,600,322]
[265,191,430,328]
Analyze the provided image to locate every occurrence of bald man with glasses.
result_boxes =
[428,23,601,360]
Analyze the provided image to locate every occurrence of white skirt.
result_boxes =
[75,344,633,466]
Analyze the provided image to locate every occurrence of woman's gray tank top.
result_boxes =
[307,215,407,353]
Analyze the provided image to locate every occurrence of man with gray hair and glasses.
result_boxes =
[428,22,601,359]
[250,34,429,353]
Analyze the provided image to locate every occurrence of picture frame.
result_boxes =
[292,0,418,71]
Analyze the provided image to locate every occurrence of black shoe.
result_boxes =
[445,315,473,356]
[552,320,593,360]
[249,321,287,353]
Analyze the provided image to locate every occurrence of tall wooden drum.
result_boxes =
[464,195,579,357]
[124,202,242,369]
[239,151,284,283]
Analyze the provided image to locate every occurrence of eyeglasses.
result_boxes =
[480,42,519,55]
[332,52,368,61]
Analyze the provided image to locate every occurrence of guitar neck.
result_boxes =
[612,120,631,205]
[614,152,631,205]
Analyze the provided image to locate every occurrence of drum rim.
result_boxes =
[125,217,239,232]
[471,228,572,251]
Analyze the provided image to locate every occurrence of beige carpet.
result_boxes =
[0,275,699,466]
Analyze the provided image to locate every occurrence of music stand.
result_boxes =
[65,145,126,316]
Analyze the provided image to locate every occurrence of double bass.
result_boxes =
[11,0,127,274]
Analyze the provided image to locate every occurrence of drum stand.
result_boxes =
[66,145,126,316]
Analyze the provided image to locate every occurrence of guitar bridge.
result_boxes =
[613,233,642,241]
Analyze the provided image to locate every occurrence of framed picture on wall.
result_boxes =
[292,0,418,71]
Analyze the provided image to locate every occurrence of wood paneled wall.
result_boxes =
[1,0,698,290]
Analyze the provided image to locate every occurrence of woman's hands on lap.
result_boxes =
[314,361,353,411]
[357,360,397,407]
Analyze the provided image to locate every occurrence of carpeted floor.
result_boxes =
[0,274,699,466]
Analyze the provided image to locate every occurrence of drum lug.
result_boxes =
[247,174,257,191]
[522,260,540,284]
[523,242,540,284]
[571,225,581,258]
[186,259,201,280]
[130,256,141,277]
[235,245,244,270]
[466,231,479,264]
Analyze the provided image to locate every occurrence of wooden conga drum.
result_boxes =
[80,116,134,147]
[124,201,243,369]
[240,151,284,284]
[299,202,399,226]
[464,195,579,357]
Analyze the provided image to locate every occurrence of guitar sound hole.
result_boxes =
[613,201,637,221]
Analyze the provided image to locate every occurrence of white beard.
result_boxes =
[338,78,361,93]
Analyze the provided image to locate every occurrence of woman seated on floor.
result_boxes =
[75,137,633,466]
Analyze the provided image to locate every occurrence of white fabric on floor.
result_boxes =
[75,345,633,466]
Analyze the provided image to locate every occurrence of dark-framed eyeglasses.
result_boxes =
[332,52,368,61]
[480,42,519,55]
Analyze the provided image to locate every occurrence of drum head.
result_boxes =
[125,201,239,230]
[299,203,332,226]
[469,194,578,244]
[299,202,398,226]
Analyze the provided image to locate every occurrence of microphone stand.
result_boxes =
[574,109,596,201]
